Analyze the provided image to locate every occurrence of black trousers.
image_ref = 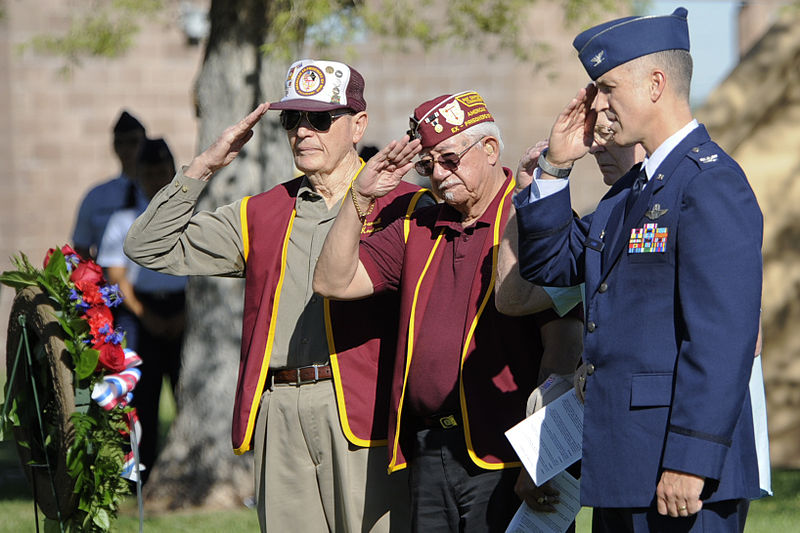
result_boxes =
[408,425,520,532]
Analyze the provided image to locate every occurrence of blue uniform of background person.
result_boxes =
[515,7,763,531]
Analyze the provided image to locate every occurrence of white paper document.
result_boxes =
[505,389,583,486]
[505,471,581,533]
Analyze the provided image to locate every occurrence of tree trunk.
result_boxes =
[143,0,295,510]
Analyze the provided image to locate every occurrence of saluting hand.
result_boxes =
[544,84,598,171]
[352,135,421,207]
[186,103,270,181]
[516,140,549,193]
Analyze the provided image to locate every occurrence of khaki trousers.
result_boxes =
[253,379,409,532]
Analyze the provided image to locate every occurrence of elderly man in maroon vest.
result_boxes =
[124,59,432,532]
[314,92,584,531]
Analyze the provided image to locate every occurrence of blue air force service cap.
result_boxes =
[573,7,690,80]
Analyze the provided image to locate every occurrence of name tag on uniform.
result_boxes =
[629,223,668,253]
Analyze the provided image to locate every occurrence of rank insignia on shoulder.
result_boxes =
[645,203,669,220]
[699,154,718,163]
[629,223,667,253]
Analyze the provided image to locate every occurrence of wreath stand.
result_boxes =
[4,286,83,532]
[4,283,149,533]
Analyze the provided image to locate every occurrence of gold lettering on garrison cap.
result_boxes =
[409,90,495,148]
[455,92,486,107]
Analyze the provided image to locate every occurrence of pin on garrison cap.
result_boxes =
[270,59,366,112]
[407,91,494,149]
[573,7,690,80]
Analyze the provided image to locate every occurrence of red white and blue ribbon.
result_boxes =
[91,349,142,411]
[90,348,146,481]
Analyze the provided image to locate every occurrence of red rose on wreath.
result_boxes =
[95,341,126,373]
[70,260,104,286]
[43,244,81,268]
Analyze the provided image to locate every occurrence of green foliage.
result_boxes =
[66,408,131,532]
[1,247,133,532]
[22,0,632,72]
[18,0,164,73]
[263,0,632,64]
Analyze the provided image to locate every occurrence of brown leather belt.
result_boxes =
[268,364,332,386]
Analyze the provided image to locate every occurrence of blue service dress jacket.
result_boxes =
[515,125,763,508]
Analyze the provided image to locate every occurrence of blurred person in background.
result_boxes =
[72,110,147,260]
[97,138,186,484]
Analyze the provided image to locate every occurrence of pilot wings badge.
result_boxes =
[645,203,669,220]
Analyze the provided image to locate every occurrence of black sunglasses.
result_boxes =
[279,109,353,132]
[414,137,485,177]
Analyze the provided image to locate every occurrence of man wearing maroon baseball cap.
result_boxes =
[314,91,583,530]
[125,59,434,532]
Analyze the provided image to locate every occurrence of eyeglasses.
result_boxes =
[414,137,485,176]
[593,125,615,145]
[279,109,353,132]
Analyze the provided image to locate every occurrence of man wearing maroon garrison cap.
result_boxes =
[314,91,583,531]
[125,59,434,532]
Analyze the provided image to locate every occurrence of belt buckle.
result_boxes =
[296,364,320,385]
[439,415,458,429]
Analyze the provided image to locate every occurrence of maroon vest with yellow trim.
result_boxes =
[232,176,428,454]
[386,173,550,471]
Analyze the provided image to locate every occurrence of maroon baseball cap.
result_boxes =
[407,91,495,148]
[270,59,366,113]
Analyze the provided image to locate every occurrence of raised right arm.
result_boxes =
[124,104,269,277]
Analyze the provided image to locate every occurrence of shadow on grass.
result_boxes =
[2,437,794,533]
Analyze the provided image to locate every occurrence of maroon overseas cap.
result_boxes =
[407,91,494,149]
[270,59,366,113]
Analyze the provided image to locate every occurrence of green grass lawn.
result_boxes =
[1,371,798,532]
[1,440,797,533]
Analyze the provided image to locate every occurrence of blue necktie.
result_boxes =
[625,167,648,217]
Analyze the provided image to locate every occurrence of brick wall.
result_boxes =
[0,0,611,356]
[0,1,206,350]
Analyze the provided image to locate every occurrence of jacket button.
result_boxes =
[182,186,189,193]
[587,321,596,332]
[598,282,608,293]
[586,363,595,375]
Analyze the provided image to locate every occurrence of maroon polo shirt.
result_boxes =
[360,180,564,418]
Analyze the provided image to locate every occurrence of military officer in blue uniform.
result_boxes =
[514,7,762,532]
